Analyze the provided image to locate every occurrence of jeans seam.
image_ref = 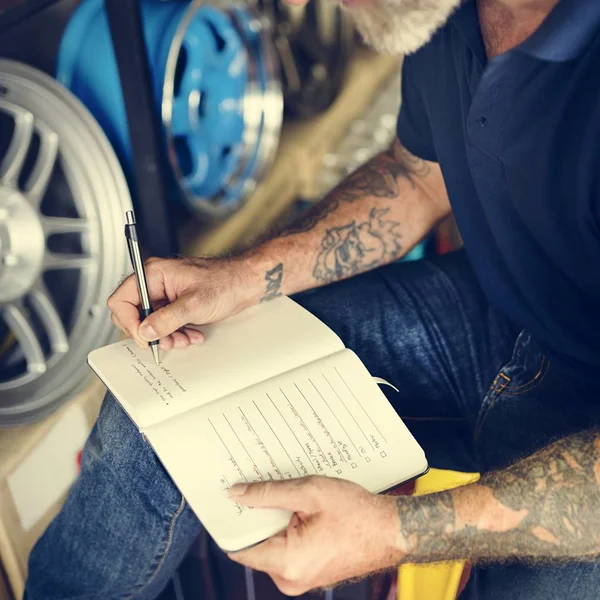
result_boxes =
[474,377,510,440]
[124,495,187,599]
[502,356,550,395]
[474,354,550,442]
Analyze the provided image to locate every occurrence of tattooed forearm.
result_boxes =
[477,428,600,560]
[244,141,443,299]
[396,428,600,564]
[260,263,284,302]
[313,208,402,283]
[280,141,430,237]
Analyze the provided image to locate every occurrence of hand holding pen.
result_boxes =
[124,210,161,365]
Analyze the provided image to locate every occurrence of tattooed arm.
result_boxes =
[223,429,600,596]
[396,428,600,564]
[246,140,448,302]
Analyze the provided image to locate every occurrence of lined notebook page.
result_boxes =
[145,349,428,552]
[88,297,344,428]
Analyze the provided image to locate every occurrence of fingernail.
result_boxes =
[139,322,158,341]
[229,483,248,497]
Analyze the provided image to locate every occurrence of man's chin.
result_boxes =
[343,0,463,56]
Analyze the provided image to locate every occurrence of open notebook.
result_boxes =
[88,296,428,552]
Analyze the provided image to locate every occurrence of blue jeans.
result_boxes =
[25,250,600,599]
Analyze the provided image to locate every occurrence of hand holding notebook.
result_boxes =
[88,296,428,551]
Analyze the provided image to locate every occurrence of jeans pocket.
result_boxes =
[475,331,551,439]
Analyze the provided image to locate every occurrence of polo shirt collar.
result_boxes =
[450,0,600,64]
[518,0,600,62]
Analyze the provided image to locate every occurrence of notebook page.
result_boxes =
[88,296,344,428]
[144,349,428,552]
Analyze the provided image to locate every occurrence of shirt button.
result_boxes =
[479,116,487,127]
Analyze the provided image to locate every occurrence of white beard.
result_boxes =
[344,0,463,55]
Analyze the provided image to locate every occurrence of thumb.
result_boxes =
[138,294,196,341]
[229,478,317,513]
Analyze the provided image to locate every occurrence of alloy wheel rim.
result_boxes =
[0,60,132,424]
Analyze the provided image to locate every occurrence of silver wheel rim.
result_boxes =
[161,0,283,220]
[0,60,132,425]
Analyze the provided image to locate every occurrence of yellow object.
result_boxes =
[397,469,480,600]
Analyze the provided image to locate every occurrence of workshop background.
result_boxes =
[0,1,462,598]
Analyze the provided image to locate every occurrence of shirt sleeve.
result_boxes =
[396,55,437,162]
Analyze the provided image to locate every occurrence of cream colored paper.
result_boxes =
[88,297,344,428]
[145,350,428,552]
[88,296,427,551]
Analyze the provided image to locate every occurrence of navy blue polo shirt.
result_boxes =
[397,0,600,371]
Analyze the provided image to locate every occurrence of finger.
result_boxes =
[108,264,170,341]
[107,274,144,340]
[158,335,174,351]
[138,292,199,342]
[227,533,287,573]
[175,328,203,347]
[111,310,145,348]
[229,478,317,512]
[108,272,141,310]
[171,330,191,349]
[110,312,122,332]
[182,326,204,344]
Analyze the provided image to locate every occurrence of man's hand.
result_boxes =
[107,140,446,351]
[227,477,403,596]
[107,256,261,350]
[227,428,600,595]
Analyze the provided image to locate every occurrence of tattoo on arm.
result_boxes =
[260,263,284,302]
[280,142,430,237]
[396,428,600,564]
[477,428,600,560]
[313,208,402,283]
[396,490,457,561]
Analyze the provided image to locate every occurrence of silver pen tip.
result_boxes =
[151,344,160,365]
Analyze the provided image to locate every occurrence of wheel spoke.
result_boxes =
[29,282,69,354]
[262,0,279,27]
[171,96,193,136]
[183,135,210,187]
[314,0,336,47]
[44,252,93,271]
[213,16,243,73]
[41,216,89,235]
[274,34,302,91]
[0,108,34,188]
[25,125,59,206]
[2,302,46,374]
[282,4,305,32]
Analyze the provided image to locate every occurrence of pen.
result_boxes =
[124,210,160,365]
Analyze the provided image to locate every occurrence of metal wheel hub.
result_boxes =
[0,59,132,425]
[163,1,283,219]
[57,0,283,222]
[0,186,45,302]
